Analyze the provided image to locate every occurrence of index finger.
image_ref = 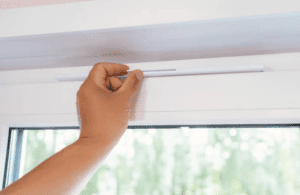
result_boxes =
[88,62,130,87]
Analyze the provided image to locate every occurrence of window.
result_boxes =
[3,125,300,195]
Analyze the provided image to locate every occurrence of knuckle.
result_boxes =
[77,87,85,97]
[94,62,103,67]
[77,83,90,96]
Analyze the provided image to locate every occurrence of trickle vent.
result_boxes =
[55,64,264,82]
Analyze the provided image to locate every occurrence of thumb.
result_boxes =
[118,69,143,95]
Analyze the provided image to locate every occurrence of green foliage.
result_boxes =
[19,127,300,195]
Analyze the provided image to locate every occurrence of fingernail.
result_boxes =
[136,70,143,80]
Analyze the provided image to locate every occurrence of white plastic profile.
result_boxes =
[55,64,265,82]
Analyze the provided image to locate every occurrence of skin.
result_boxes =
[0,62,144,195]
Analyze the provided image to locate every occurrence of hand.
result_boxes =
[76,62,143,146]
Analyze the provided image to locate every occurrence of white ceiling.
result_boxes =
[1,12,300,71]
[0,0,92,10]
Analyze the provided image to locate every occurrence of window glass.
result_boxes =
[12,127,300,194]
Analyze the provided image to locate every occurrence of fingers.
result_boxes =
[118,69,143,95]
[88,62,129,88]
[106,77,123,91]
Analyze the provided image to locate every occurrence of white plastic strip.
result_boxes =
[55,64,264,82]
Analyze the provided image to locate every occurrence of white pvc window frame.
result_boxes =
[1,67,300,189]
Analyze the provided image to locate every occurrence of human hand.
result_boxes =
[76,62,143,147]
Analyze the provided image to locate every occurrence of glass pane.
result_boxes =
[18,127,300,195]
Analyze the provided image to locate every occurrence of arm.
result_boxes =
[0,138,114,195]
[0,63,143,195]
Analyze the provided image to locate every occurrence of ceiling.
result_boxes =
[1,12,300,71]
[0,0,92,10]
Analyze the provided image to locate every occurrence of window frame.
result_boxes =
[3,129,24,189]
[2,60,300,190]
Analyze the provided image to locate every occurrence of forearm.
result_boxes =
[0,138,114,195]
